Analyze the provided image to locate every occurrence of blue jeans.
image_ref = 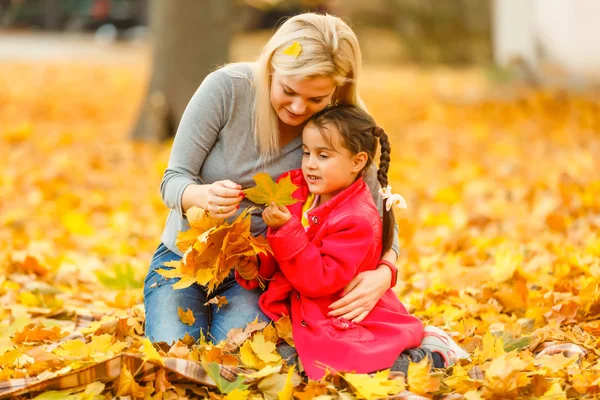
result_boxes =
[143,243,270,344]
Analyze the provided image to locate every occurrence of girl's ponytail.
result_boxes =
[373,126,395,255]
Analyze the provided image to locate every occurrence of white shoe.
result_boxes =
[420,326,471,367]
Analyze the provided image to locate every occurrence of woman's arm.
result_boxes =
[328,249,397,323]
[160,68,242,219]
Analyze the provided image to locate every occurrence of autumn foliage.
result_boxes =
[1,58,599,399]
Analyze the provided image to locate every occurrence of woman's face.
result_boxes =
[270,72,336,127]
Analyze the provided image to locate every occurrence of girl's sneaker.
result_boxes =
[420,326,471,367]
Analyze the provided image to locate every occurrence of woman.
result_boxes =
[143,14,467,368]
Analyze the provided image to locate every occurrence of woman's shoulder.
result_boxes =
[212,62,254,83]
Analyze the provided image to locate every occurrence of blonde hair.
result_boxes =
[252,13,365,162]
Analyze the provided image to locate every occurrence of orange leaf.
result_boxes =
[13,324,65,343]
[178,307,196,326]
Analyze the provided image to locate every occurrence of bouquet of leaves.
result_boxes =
[157,173,300,293]
[157,207,271,293]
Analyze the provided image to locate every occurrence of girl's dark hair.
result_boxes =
[309,105,395,255]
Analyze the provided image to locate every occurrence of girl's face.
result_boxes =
[301,123,367,203]
[270,72,336,127]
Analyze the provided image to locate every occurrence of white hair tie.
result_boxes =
[378,185,407,211]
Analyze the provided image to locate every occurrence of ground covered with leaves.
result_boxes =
[1,56,600,399]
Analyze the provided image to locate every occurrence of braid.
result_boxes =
[373,127,390,188]
[372,126,394,255]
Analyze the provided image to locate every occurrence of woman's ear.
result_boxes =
[353,152,368,173]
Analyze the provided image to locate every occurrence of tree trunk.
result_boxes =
[132,0,233,141]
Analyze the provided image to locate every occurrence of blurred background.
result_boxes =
[2,0,600,140]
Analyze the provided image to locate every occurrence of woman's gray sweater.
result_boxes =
[160,62,399,257]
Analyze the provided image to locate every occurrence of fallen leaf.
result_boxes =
[204,361,248,394]
[250,333,281,364]
[140,337,164,366]
[407,357,440,395]
[343,370,405,400]
[204,295,229,310]
[178,307,196,326]
[274,315,294,347]
[278,365,295,400]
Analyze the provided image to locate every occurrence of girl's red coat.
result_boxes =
[236,169,423,379]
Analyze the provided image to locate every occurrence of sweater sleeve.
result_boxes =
[159,68,233,217]
[363,164,400,258]
[267,215,375,297]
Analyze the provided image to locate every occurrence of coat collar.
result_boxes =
[285,169,368,225]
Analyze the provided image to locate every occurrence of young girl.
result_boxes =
[237,106,467,379]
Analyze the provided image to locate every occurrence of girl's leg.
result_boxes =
[276,342,298,366]
[208,271,270,344]
[420,326,471,366]
[391,348,440,376]
[143,243,210,344]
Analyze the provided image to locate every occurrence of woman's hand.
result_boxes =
[328,267,392,323]
[262,202,291,229]
[206,180,244,219]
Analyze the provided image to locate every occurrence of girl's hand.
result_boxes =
[328,268,391,323]
[206,180,244,219]
[236,255,259,281]
[262,202,291,229]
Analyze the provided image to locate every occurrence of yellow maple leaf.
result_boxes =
[178,307,196,326]
[443,363,475,394]
[483,352,529,395]
[172,275,196,290]
[343,369,405,400]
[250,332,281,364]
[117,363,135,396]
[491,247,522,283]
[534,353,579,372]
[407,357,441,395]
[116,363,150,398]
[243,172,299,206]
[140,337,164,365]
[225,388,251,400]
[278,365,295,400]
[196,268,213,286]
[55,338,89,358]
[240,339,264,369]
[479,331,505,362]
[243,364,282,379]
[282,41,302,58]
[542,382,566,400]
